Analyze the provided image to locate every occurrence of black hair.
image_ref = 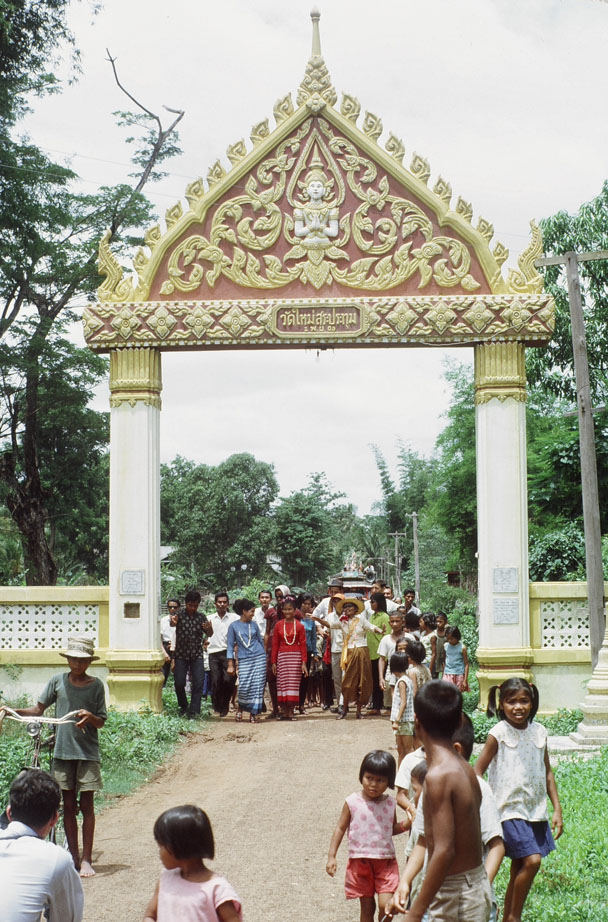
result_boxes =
[446,625,461,642]
[184,590,201,605]
[414,680,462,739]
[9,769,61,828]
[436,611,448,622]
[487,678,539,721]
[406,640,426,665]
[298,592,316,608]
[404,588,416,596]
[404,611,420,632]
[153,804,215,860]
[370,591,388,613]
[214,591,229,603]
[259,589,272,597]
[421,612,436,630]
[451,713,475,761]
[233,598,255,616]
[390,652,408,674]
[373,579,387,590]
[282,596,297,609]
[359,750,396,788]
[410,760,428,785]
[166,598,180,608]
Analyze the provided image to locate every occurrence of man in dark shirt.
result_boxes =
[173,590,213,718]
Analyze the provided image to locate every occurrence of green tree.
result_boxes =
[161,454,279,589]
[273,473,356,590]
[527,181,608,405]
[0,5,183,583]
[427,363,477,574]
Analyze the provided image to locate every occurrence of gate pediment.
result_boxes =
[84,12,554,351]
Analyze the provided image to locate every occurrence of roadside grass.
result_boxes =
[492,747,608,921]
[0,683,211,811]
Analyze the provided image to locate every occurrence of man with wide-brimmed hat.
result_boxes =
[5,635,107,878]
[312,578,345,712]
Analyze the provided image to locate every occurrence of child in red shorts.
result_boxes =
[326,750,410,922]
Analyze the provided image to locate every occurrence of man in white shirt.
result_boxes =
[364,580,400,615]
[160,598,179,685]
[253,589,273,639]
[312,578,344,712]
[0,768,84,922]
[207,591,239,717]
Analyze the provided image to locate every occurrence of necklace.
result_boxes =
[240,622,253,649]
[284,620,297,645]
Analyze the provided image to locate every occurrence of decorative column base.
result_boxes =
[476,646,534,711]
[105,650,165,712]
[570,618,608,745]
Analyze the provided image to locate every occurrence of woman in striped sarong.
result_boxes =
[271,597,308,720]
[226,598,267,723]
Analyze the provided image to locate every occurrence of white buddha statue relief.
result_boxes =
[293,161,339,248]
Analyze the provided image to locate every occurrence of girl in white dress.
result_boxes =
[475,678,563,922]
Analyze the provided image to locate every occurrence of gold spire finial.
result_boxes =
[311,7,321,56]
[297,8,337,110]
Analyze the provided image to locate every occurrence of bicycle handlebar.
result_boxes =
[0,706,80,725]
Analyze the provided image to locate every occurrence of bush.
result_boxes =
[529,523,586,581]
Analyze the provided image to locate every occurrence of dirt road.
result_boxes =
[83,710,399,922]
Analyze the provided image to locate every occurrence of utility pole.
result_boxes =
[388,532,406,598]
[411,512,420,602]
[536,250,608,667]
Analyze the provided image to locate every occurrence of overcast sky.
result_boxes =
[24,0,608,515]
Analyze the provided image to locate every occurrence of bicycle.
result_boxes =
[0,705,80,846]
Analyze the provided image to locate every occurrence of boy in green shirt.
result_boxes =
[11,635,107,877]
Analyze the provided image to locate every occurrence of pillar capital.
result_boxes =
[474,342,526,405]
[109,348,162,409]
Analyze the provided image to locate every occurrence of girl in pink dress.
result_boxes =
[326,750,410,922]
[143,805,242,922]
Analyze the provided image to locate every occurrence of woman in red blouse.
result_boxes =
[271,597,308,721]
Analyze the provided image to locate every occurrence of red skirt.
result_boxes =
[276,650,302,704]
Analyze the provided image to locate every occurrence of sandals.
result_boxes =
[249,715,261,723]
[235,712,243,722]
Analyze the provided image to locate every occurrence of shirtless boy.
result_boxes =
[388,680,492,922]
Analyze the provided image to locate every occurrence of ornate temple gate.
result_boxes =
[83,13,555,710]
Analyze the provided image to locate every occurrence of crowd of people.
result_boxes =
[0,579,563,922]
[159,578,470,735]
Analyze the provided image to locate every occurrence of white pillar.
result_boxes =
[475,343,533,706]
[106,348,164,710]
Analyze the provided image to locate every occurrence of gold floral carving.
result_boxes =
[109,347,162,409]
[83,293,555,352]
[474,341,526,405]
[250,120,270,146]
[455,197,473,223]
[433,177,451,206]
[274,94,294,123]
[507,221,545,294]
[227,141,248,166]
[385,134,405,164]
[158,117,483,296]
[207,160,226,187]
[409,153,431,185]
[362,112,382,141]
[97,230,135,303]
[341,93,361,122]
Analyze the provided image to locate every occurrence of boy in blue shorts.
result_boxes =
[11,635,107,877]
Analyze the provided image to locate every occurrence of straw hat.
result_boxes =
[60,635,99,661]
[334,596,365,616]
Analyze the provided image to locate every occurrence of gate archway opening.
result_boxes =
[83,11,554,710]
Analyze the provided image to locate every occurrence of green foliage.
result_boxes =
[493,750,608,921]
[161,453,279,589]
[273,472,356,590]
[529,523,586,582]
[538,709,584,736]
[529,181,608,406]
[427,362,477,573]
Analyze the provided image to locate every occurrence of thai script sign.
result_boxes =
[274,304,362,336]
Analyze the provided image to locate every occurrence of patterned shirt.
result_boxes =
[488,719,549,822]
[174,611,210,660]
